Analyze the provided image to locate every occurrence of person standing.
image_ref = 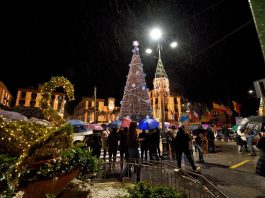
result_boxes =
[118,127,129,170]
[194,133,205,163]
[222,125,229,142]
[118,127,129,161]
[245,128,257,156]
[256,132,265,176]
[154,128,161,159]
[119,121,141,182]
[235,132,248,152]
[138,130,148,160]
[149,129,159,160]
[207,126,216,153]
[107,128,119,162]
[174,126,201,173]
[168,126,177,160]
[101,129,109,161]
[91,130,102,158]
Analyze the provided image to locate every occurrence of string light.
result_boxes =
[119,42,153,121]
[0,76,76,189]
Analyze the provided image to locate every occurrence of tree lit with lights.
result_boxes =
[119,41,153,121]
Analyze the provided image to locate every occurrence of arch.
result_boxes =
[40,76,75,126]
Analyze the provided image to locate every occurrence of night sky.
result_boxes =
[2,0,265,116]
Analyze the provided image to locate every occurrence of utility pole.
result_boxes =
[94,86,97,123]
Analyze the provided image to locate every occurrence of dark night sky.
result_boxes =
[2,0,265,116]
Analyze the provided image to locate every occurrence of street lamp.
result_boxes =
[248,89,254,94]
[145,48,153,54]
[170,41,178,48]
[150,28,162,40]
[148,27,177,159]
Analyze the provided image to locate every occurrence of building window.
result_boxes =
[30,101,35,107]
[21,92,26,99]
[174,97,177,105]
[31,93,37,100]
[19,100,25,106]
[88,101,92,107]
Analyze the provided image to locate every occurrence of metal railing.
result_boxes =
[95,157,228,198]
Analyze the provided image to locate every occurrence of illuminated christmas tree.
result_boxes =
[119,41,153,121]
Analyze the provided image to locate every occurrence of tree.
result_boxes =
[119,41,153,121]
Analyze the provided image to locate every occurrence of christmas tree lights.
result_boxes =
[119,41,153,121]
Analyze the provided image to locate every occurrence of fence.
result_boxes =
[95,158,228,198]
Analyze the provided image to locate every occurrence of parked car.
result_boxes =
[73,125,93,145]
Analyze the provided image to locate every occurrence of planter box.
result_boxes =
[21,168,79,198]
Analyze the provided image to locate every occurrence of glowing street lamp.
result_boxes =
[248,89,254,94]
[170,41,178,48]
[150,28,162,40]
[145,48,153,54]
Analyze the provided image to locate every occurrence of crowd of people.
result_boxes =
[86,121,265,179]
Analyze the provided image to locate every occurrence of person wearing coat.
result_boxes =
[174,126,201,173]
[91,130,102,158]
[256,132,265,177]
[119,122,141,182]
[101,129,109,161]
[107,128,119,162]
[194,133,205,163]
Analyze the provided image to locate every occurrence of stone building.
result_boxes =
[73,97,118,123]
[148,90,185,122]
[15,86,66,113]
[0,81,12,108]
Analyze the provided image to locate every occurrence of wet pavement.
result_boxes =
[186,141,265,198]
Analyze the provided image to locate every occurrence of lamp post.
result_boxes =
[147,28,177,159]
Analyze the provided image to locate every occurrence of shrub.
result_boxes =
[126,182,186,198]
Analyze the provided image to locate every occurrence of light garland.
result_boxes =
[0,118,74,189]
[119,42,153,121]
[40,76,75,126]
[0,76,76,190]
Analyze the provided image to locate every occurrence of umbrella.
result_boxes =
[108,120,122,129]
[87,124,103,130]
[138,117,159,130]
[159,122,170,128]
[239,116,265,132]
[202,123,209,129]
[0,110,28,121]
[67,119,85,125]
[192,128,208,136]
[188,124,200,130]
[121,116,132,128]
[232,125,239,132]
[29,117,51,126]
[101,123,108,130]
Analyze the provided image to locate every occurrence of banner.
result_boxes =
[232,101,241,113]
[225,106,233,116]
[193,110,199,120]
[180,114,189,123]
[206,106,211,119]
[212,102,226,112]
